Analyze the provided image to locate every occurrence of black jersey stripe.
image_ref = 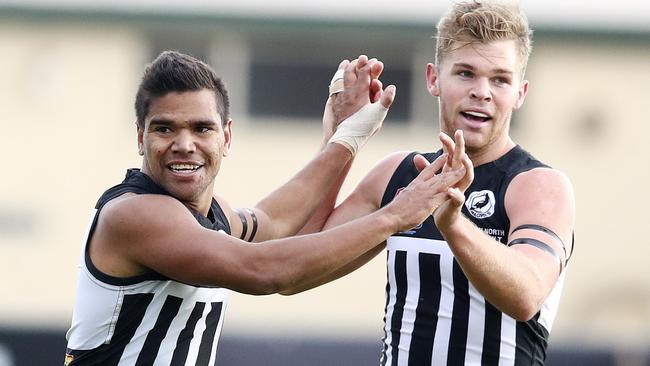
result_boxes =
[514,313,549,366]
[447,260,469,366]
[481,302,502,366]
[106,293,154,366]
[135,295,183,365]
[195,302,223,366]
[389,250,408,366]
[170,301,206,366]
[408,253,442,364]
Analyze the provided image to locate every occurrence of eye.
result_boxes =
[154,126,172,133]
[195,126,213,134]
[493,77,511,86]
[458,70,473,78]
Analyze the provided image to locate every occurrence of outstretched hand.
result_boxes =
[387,153,466,233]
[433,130,474,230]
[322,55,396,144]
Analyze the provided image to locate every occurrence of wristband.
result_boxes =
[328,102,388,155]
[328,69,345,96]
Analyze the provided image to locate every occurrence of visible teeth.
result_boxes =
[170,164,200,171]
[465,111,489,118]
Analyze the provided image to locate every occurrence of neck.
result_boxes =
[467,137,516,167]
[186,189,215,217]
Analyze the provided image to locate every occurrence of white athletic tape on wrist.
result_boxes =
[328,69,345,96]
[329,103,388,155]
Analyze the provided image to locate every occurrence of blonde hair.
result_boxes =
[435,1,533,76]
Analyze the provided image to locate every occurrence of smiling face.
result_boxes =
[427,40,528,164]
[137,89,232,213]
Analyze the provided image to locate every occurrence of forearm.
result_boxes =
[297,159,352,234]
[278,242,385,295]
[254,142,353,239]
[253,208,398,295]
[441,216,551,320]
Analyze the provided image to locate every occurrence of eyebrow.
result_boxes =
[148,118,218,127]
[453,62,514,76]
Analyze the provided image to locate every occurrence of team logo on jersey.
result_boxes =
[465,190,496,219]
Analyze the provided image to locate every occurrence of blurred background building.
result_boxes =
[0,0,649,364]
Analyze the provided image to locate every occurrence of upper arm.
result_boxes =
[213,194,266,243]
[505,168,575,284]
[213,194,247,241]
[94,194,271,292]
[324,151,411,230]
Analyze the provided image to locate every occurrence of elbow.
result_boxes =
[239,274,282,296]
[235,261,286,296]
[504,293,544,322]
[278,287,306,296]
[508,303,540,322]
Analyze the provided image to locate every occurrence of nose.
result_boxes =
[171,130,196,154]
[470,78,492,102]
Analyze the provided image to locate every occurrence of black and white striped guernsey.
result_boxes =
[65,169,231,366]
[379,146,567,366]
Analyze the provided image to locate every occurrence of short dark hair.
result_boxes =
[135,50,230,127]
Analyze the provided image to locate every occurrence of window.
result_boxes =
[247,37,413,122]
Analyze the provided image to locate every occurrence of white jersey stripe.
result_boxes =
[465,284,486,364]
[154,300,192,366]
[120,299,155,365]
[499,315,517,366]
[184,303,211,366]
[431,251,454,366]
[388,236,449,254]
[382,249,398,366]
[396,250,422,366]
[538,272,565,332]
[207,302,227,366]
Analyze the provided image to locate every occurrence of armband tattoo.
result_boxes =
[507,237,563,274]
[245,208,258,242]
[511,224,567,261]
[236,209,248,240]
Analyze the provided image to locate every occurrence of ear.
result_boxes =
[513,79,529,110]
[136,121,144,156]
[426,63,441,97]
[222,119,233,157]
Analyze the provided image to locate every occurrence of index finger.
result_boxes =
[452,129,465,168]
[413,153,447,181]
[439,132,455,168]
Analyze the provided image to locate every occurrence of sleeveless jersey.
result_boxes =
[379,146,566,366]
[65,169,232,366]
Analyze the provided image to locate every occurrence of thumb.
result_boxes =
[448,187,465,207]
[379,84,396,108]
[413,154,429,172]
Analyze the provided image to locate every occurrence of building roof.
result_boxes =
[1,0,649,33]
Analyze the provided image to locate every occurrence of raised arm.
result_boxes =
[280,132,472,294]
[233,55,395,242]
[91,154,467,295]
[434,167,575,321]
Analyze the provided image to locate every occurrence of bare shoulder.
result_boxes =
[92,194,201,274]
[93,193,238,281]
[212,193,240,237]
[507,167,574,205]
[505,167,575,240]
[359,151,413,189]
[100,193,198,235]
[353,150,413,205]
